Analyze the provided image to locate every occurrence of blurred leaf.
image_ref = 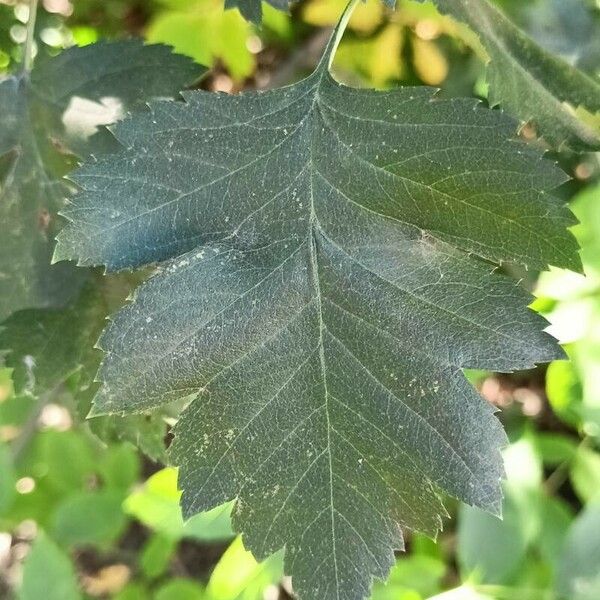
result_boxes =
[115,582,151,600]
[536,495,574,569]
[557,503,600,599]
[0,283,108,396]
[539,183,600,439]
[303,0,384,34]
[501,0,600,75]
[428,586,494,600]
[52,489,128,547]
[18,532,80,600]
[124,468,234,542]
[546,358,585,429]
[147,0,253,80]
[458,437,543,584]
[0,275,170,460]
[334,25,404,87]
[534,432,578,466]
[370,554,445,599]
[40,429,96,493]
[206,536,283,600]
[99,443,141,491]
[411,37,448,85]
[570,446,600,504]
[0,41,202,322]
[140,533,178,580]
[155,578,206,600]
[420,0,600,149]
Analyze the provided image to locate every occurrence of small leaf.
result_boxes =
[56,4,579,599]
[148,0,254,81]
[124,467,234,542]
[419,0,600,150]
[52,489,129,548]
[19,532,80,600]
[557,504,600,600]
[206,536,283,600]
[0,41,203,322]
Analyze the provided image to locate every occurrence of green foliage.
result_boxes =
[1,1,599,600]
[19,532,80,600]
[147,0,255,80]
[52,0,587,596]
[124,467,234,542]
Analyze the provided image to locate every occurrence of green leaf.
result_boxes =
[457,437,543,584]
[140,533,178,579]
[52,489,128,547]
[148,0,254,81]
[18,532,81,600]
[419,0,600,149]
[155,579,206,600]
[570,447,600,504]
[98,443,141,491]
[557,504,600,600]
[206,536,283,600]
[0,41,202,322]
[370,554,445,600]
[55,4,579,598]
[124,468,234,542]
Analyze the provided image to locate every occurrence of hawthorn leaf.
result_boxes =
[55,4,579,599]
[0,41,202,322]
[419,0,600,150]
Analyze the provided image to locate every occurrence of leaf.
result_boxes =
[55,3,579,598]
[417,0,600,150]
[206,536,283,600]
[155,579,206,600]
[557,504,600,600]
[18,532,81,600]
[52,489,129,547]
[124,467,234,542]
[148,0,255,81]
[0,41,202,322]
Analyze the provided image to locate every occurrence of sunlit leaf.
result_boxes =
[206,536,283,600]
[124,468,234,542]
[148,0,253,81]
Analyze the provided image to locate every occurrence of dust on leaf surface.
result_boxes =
[0,41,202,322]
[56,10,579,600]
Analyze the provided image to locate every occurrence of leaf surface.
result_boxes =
[0,41,202,322]
[56,8,579,599]
[418,0,600,149]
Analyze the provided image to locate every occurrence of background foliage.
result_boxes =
[0,0,599,599]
